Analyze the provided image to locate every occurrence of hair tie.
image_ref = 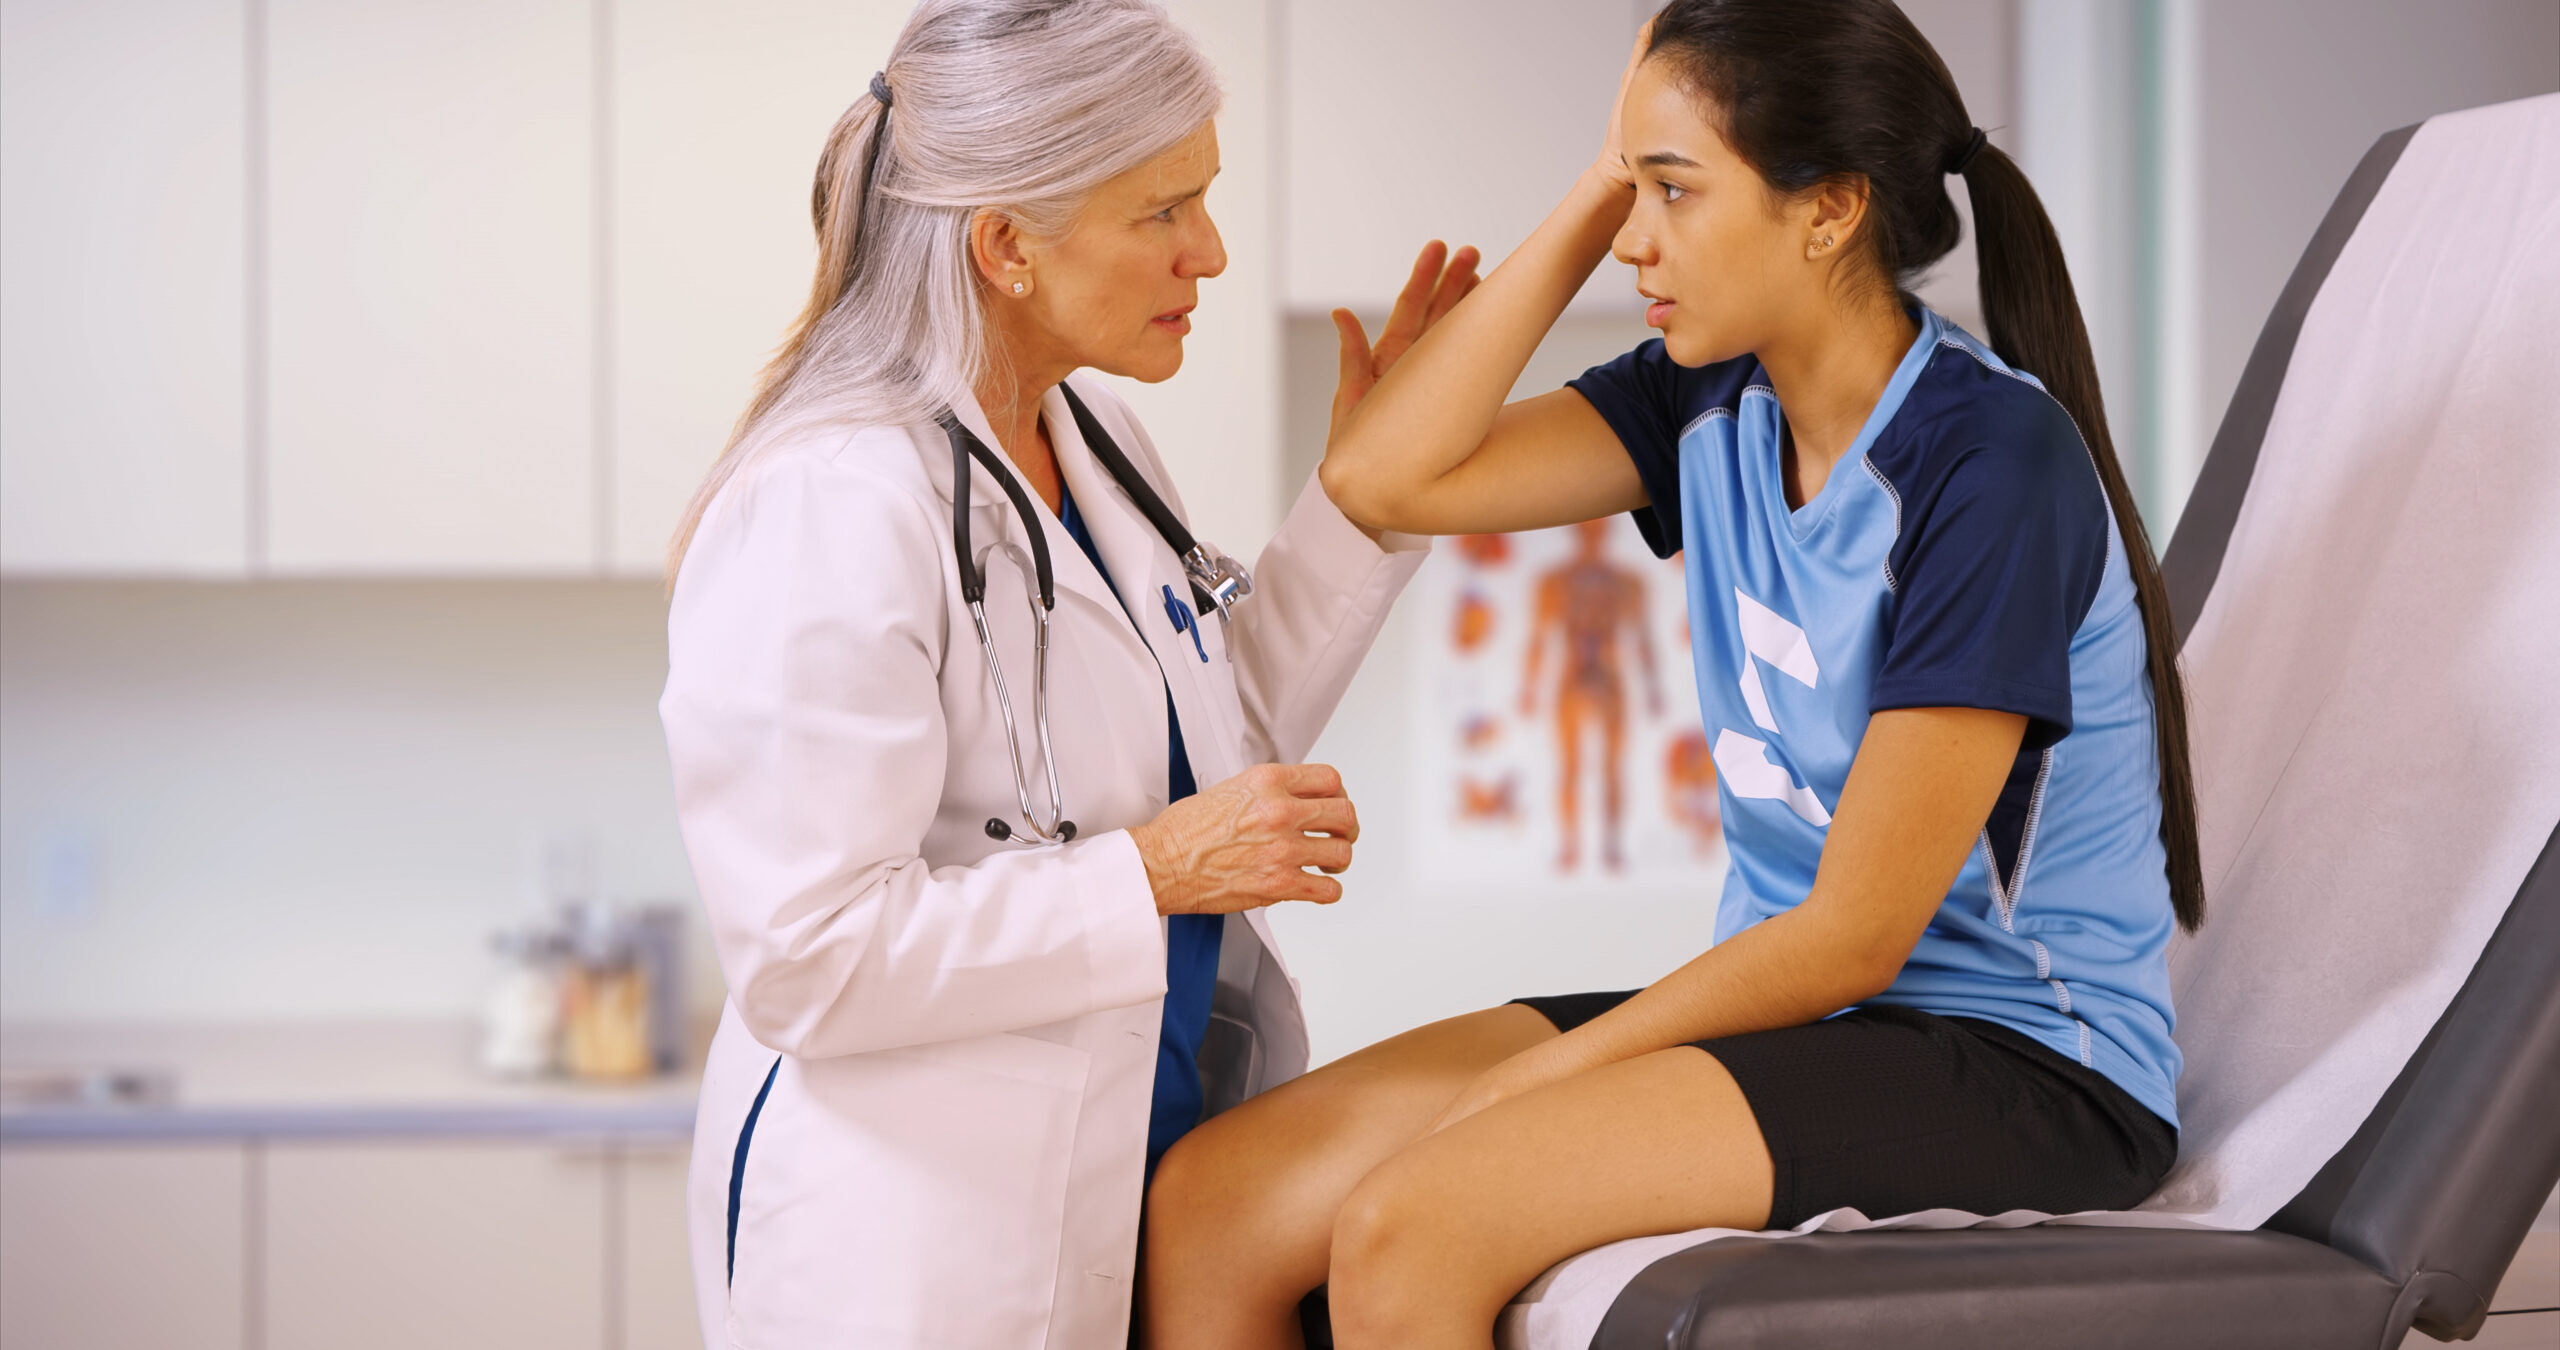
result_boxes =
[1945,126,1987,176]
[851,71,894,263]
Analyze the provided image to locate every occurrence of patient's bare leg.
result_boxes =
[1326,1045,1774,1350]
[1139,1004,1559,1350]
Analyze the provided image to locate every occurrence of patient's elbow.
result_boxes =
[1826,935,1912,1007]
[1317,456,1371,523]
[1317,455,1401,535]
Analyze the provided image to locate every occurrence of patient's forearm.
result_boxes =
[1531,708,2027,1077]
[1546,908,1901,1075]
[1318,171,1631,522]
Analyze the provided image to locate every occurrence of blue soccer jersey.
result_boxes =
[1568,306,2181,1126]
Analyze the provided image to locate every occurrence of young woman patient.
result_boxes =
[1139,2,2203,1346]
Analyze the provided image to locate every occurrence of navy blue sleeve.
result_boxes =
[1869,393,2111,751]
[1566,340,1751,559]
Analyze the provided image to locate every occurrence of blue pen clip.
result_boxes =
[1161,585,1209,663]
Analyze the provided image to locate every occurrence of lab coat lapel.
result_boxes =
[938,396,1134,634]
[1043,384,1240,789]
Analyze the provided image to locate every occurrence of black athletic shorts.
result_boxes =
[1508,993,2177,1230]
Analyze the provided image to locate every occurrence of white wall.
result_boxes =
[2176,0,2558,525]
[0,581,711,1022]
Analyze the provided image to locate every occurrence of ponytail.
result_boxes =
[662,92,887,589]
[1961,145,2205,932]
[1648,0,2204,930]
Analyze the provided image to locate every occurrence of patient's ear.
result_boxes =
[1801,174,1873,261]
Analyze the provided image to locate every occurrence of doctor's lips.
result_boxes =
[1151,303,1195,334]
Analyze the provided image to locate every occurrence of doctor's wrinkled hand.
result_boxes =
[1128,762,1360,913]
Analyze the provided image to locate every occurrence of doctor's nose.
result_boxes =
[1182,211,1228,280]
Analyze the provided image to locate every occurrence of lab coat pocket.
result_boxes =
[725,1032,1091,1349]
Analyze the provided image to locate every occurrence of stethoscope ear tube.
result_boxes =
[942,414,1057,611]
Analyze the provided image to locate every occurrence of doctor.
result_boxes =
[658,2,1467,1346]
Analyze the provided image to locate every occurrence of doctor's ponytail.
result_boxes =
[667,0,1222,584]
[1646,0,2205,932]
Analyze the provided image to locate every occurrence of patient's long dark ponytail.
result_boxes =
[1648,0,2203,931]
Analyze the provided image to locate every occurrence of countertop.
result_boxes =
[0,1020,702,1142]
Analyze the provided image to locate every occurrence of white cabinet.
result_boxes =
[618,1139,699,1350]
[1283,0,1644,315]
[263,0,597,573]
[2,0,1295,572]
[608,0,909,576]
[263,1140,609,1350]
[0,1144,247,1350]
[0,0,249,574]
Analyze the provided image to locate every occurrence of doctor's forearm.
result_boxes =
[1318,171,1632,523]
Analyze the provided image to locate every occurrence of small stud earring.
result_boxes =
[1012,281,1026,295]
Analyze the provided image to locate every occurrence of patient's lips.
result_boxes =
[1640,287,1676,328]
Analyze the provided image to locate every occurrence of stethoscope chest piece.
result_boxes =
[1183,544,1254,621]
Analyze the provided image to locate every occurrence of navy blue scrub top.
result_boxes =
[1056,485,1223,1181]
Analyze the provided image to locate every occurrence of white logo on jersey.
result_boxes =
[1711,730,1833,826]
[1718,589,1832,826]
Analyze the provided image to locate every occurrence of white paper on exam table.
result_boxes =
[1497,93,2560,1350]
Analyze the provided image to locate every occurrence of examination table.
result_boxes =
[1301,102,2560,1350]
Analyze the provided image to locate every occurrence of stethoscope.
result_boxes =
[946,383,1254,848]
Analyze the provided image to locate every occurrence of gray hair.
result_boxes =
[668,0,1223,580]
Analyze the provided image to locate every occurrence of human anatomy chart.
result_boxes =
[1414,515,1726,886]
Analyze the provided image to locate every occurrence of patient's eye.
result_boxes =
[1661,182,1688,203]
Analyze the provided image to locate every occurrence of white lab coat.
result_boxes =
[661,374,1427,1349]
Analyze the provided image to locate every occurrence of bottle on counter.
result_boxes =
[559,902,655,1081]
[481,926,564,1079]
[624,903,690,1073]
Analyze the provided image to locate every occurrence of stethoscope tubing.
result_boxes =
[939,392,1253,849]
[947,415,1078,845]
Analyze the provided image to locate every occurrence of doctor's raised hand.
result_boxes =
[653,4,1436,1348]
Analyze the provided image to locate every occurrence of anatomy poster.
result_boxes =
[1413,515,1727,887]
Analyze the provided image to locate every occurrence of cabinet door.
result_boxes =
[264,0,596,572]
[0,1143,247,1350]
[1283,0,1641,314]
[0,0,249,574]
[263,1140,607,1350]
[607,0,907,575]
[618,1138,698,1350]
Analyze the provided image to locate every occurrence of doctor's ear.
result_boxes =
[968,207,1036,297]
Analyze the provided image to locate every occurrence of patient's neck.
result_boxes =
[1760,295,1920,510]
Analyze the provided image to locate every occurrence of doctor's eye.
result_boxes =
[1661,182,1689,204]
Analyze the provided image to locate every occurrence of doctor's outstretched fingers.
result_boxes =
[1129,762,1362,914]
